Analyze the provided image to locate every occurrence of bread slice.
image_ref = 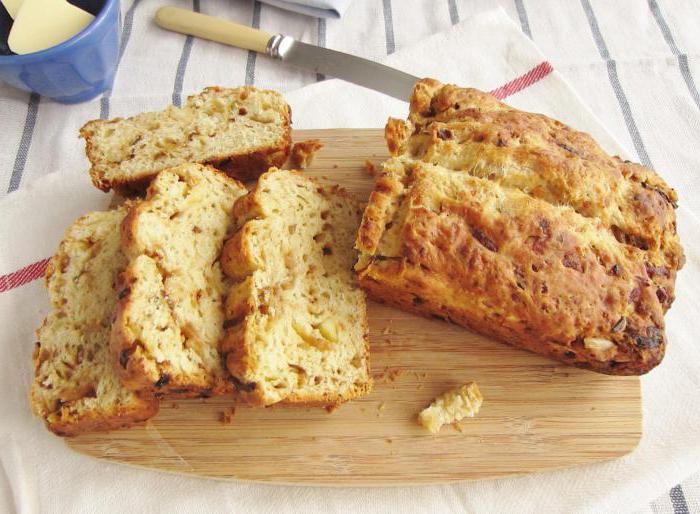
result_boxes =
[80,86,291,193]
[32,207,159,436]
[220,169,371,407]
[111,163,247,397]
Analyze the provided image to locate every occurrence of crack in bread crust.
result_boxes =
[357,79,684,376]
[111,163,247,397]
[221,169,372,406]
[32,206,159,436]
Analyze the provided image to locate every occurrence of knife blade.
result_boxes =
[155,6,420,101]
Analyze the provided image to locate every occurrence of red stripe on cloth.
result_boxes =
[489,61,554,100]
[0,258,50,293]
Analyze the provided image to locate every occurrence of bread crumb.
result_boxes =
[418,382,482,434]
[219,407,236,424]
[171,402,179,409]
[290,139,323,169]
[386,367,401,382]
[386,438,393,444]
[364,160,377,177]
[332,164,338,169]
[325,403,340,414]
[376,402,387,417]
[382,323,392,335]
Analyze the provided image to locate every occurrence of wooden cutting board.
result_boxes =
[66,129,641,485]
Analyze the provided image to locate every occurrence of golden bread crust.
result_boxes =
[357,79,684,375]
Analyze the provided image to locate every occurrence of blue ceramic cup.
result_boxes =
[0,0,120,103]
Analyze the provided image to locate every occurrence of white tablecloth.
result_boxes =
[1,1,700,512]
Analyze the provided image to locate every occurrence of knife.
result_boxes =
[155,6,419,101]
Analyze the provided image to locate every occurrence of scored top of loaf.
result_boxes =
[80,86,291,193]
[356,78,684,375]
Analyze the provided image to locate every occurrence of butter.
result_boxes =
[8,0,94,55]
[1,0,23,19]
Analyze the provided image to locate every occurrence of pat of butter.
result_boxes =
[1,0,23,19]
[8,0,94,55]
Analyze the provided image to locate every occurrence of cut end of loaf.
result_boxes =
[80,86,291,193]
[221,169,372,407]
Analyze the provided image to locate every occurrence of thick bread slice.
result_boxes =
[111,163,247,397]
[32,207,159,436]
[220,169,371,406]
[80,86,291,193]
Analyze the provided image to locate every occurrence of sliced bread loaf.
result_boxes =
[80,86,291,193]
[111,163,247,397]
[356,79,683,376]
[32,206,159,436]
[220,169,371,407]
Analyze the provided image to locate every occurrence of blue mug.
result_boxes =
[0,0,121,104]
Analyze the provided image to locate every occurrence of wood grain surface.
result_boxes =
[66,129,642,486]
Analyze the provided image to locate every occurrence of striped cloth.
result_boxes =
[1,1,700,512]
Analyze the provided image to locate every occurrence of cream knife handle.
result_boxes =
[155,6,273,54]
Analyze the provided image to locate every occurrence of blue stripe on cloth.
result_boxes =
[382,0,395,55]
[100,0,142,119]
[172,0,200,106]
[316,18,327,81]
[245,1,262,86]
[670,485,690,514]
[447,0,459,25]
[647,0,700,110]
[514,0,532,38]
[580,0,653,168]
[7,93,40,193]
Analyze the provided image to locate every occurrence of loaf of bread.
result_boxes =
[32,207,159,436]
[80,86,291,193]
[220,169,372,406]
[418,382,482,434]
[356,79,684,375]
[111,163,247,397]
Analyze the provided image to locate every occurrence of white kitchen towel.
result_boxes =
[258,0,353,18]
[1,7,699,514]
